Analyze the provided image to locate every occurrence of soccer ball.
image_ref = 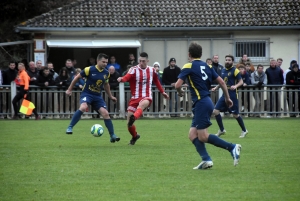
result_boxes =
[91,124,104,137]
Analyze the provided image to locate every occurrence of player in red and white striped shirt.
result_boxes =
[117,52,169,145]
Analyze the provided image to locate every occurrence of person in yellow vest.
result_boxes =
[12,62,40,120]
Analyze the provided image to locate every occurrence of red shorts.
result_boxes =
[127,97,152,112]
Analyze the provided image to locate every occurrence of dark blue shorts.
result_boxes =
[215,94,239,114]
[80,93,107,111]
[191,97,214,129]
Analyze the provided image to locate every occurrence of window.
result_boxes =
[234,40,269,62]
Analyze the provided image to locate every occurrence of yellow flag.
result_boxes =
[19,99,35,115]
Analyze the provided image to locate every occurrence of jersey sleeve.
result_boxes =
[178,63,192,81]
[234,68,242,80]
[80,67,90,78]
[121,67,134,82]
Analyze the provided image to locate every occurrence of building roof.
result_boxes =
[16,0,300,32]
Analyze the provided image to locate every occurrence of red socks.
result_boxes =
[134,108,143,120]
[128,125,137,138]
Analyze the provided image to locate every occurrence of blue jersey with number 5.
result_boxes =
[178,59,218,102]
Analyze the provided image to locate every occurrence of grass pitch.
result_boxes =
[0,118,300,201]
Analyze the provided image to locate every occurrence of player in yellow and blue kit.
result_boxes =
[212,55,248,138]
[65,53,120,143]
[175,42,242,170]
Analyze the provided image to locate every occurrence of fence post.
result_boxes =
[10,81,16,117]
[119,82,125,118]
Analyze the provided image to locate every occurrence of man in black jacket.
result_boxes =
[162,58,181,117]
[2,61,18,85]
[286,64,300,117]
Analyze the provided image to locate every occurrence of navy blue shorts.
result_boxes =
[80,93,107,111]
[191,96,214,129]
[215,94,239,114]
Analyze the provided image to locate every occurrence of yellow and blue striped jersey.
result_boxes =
[80,65,110,95]
[221,66,241,95]
[178,59,219,102]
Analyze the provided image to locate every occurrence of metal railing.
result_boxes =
[0,83,299,119]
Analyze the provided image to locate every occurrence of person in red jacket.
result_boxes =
[12,62,40,120]
[117,52,169,145]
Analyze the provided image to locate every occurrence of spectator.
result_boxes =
[162,58,181,117]
[206,58,212,66]
[2,61,18,85]
[72,59,77,68]
[108,66,120,90]
[211,55,224,76]
[72,68,85,89]
[11,62,40,120]
[236,54,255,73]
[285,64,300,117]
[277,58,283,69]
[153,62,163,84]
[283,60,297,84]
[238,64,250,114]
[47,62,58,80]
[55,67,71,88]
[251,64,267,117]
[0,68,2,85]
[212,54,248,138]
[128,53,138,66]
[88,57,96,66]
[265,59,284,117]
[36,60,43,71]
[122,65,132,87]
[117,52,169,145]
[27,61,39,85]
[63,59,76,78]
[106,55,121,74]
[36,67,55,87]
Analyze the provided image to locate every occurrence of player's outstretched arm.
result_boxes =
[104,82,117,103]
[66,74,82,96]
[175,78,185,97]
[230,78,243,90]
[215,76,233,108]
[153,72,169,99]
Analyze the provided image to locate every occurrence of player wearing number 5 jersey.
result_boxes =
[212,55,248,138]
[175,42,241,170]
[65,53,120,143]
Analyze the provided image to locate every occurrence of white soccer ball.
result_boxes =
[91,124,104,137]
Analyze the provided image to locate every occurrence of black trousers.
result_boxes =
[12,86,38,116]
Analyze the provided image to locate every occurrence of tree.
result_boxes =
[0,0,75,68]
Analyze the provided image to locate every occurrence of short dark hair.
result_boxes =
[188,42,202,58]
[257,64,264,69]
[225,54,234,61]
[238,64,245,69]
[140,52,148,58]
[9,61,16,65]
[206,58,212,62]
[43,67,49,71]
[97,53,108,60]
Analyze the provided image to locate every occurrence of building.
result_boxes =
[15,0,300,71]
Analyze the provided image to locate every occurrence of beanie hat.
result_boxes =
[153,62,160,69]
[169,58,176,63]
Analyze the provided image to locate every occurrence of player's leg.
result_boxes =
[127,110,140,145]
[12,91,24,119]
[128,98,151,127]
[66,94,89,134]
[98,106,120,143]
[231,98,248,138]
[213,96,226,136]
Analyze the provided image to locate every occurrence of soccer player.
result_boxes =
[12,62,40,120]
[117,52,169,145]
[175,42,241,169]
[65,53,120,143]
[212,55,248,138]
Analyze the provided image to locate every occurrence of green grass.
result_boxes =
[0,118,300,201]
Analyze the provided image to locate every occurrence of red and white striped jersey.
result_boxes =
[121,65,164,99]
